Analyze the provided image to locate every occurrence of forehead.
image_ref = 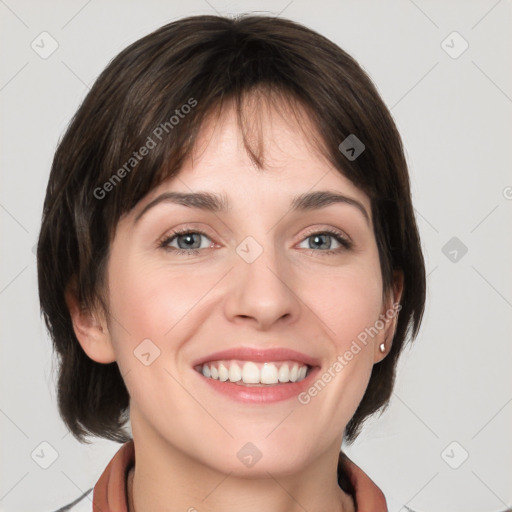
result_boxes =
[189,92,328,171]
[121,92,373,230]
[155,96,370,209]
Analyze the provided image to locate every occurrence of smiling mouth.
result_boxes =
[195,359,311,386]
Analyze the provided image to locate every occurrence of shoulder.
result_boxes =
[52,439,134,512]
[51,488,93,511]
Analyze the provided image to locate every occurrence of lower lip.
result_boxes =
[195,366,321,404]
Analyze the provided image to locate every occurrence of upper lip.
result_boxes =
[192,346,321,368]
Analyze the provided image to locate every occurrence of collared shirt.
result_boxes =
[56,440,390,511]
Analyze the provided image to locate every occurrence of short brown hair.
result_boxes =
[37,14,425,444]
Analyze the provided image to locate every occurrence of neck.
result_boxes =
[127,430,355,512]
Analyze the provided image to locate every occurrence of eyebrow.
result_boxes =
[133,190,370,225]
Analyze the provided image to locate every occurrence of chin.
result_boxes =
[192,435,317,478]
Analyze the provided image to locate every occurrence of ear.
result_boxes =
[64,278,116,364]
[373,270,404,363]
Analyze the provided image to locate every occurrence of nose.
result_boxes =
[223,243,301,330]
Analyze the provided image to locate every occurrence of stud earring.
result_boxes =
[379,342,386,353]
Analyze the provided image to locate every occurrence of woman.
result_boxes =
[38,14,425,511]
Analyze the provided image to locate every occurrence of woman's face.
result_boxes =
[94,99,396,475]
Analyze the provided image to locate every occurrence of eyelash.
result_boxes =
[157,227,353,257]
[158,227,212,257]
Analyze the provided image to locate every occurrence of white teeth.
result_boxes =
[242,362,260,384]
[228,362,242,382]
[278,363,290,382]
[198,360,310,385]
[218,363,229,382]
[290,363,299,382]
[260,363,279,384]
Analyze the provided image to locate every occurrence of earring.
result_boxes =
[379,342,386,353]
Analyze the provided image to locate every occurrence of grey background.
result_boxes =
[1,1,511,511]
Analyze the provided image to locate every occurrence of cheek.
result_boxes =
[294,260,383,421]
[106,252,224,356]
[105,257,211,405]
[305,260,384,344]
